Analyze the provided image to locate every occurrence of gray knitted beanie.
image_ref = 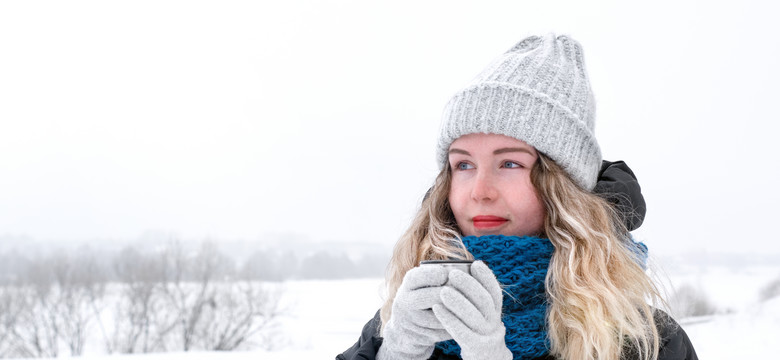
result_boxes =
[436,33,602,190]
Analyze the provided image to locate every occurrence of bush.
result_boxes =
[0,240,286,357]
[759,275,780,302]
[669,283,717,318]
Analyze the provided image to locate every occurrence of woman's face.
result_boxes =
[448,133,546,237]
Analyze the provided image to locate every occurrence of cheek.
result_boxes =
[508,185,546,223]
[448,184,468,224]
[527,192,547,230]
[530,197,547,223]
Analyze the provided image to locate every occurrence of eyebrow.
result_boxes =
[448,147,535,156]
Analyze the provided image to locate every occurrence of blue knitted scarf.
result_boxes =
[433,235,649,359]
[435,235,554,360]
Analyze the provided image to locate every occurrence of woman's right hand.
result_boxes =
[377,264,452,360]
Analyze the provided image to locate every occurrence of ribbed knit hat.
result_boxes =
[436,33,602,190]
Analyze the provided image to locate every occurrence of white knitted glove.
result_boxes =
[377,264,453,360]
[432,260,512,360]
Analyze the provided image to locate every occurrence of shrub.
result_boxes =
[759,275,780,302]
[669,283,717,318]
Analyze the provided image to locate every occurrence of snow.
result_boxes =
[274,279,385,355]
[17,266,780,360]
[683,297,780,359]
[663,264,780,313]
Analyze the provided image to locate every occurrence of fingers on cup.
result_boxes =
[401,286,445,311]
[446,269,494,319]
[432,303,470,340]
[470,260,503,311]
[403,264,449,291]
[409,308,447,331]
[440,285,496,335]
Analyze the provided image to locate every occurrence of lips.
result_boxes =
[472,215,509,229]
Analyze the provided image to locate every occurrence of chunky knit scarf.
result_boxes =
[435,235,554,359]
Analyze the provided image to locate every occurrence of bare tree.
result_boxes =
[155,240,286,352]
[111,246,175,354]
[51,249,106,356]
[158,241,229,351]
[13,259,60,358]
[110,241,232,353]
[4,250,105,358]
[0,285,28,357]
[195,281,285,350]
[1,240,289,357]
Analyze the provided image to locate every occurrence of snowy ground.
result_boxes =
[683,297,780,359]
[664,264,780,359]
[18,265,780,360]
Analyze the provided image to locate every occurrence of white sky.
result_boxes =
[1,0,779,255]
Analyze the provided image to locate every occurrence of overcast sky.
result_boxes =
[1,0,779,256]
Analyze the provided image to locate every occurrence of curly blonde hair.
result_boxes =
[380,154,663,360]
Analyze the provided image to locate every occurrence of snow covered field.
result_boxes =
[275,265,780,359]
[16,265,780,360]
[664,264,780,359]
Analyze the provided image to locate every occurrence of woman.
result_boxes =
[338,34,697,360]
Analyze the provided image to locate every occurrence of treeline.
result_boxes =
[242,249,388,281]
[0,241,286,358]
[0,243,389,285]
[0,240,388,358]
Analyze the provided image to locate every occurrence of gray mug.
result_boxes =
[419,260,473,275]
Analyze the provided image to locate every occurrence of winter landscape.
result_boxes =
[2,239,779,360]
[3,1,780,359]
[267,262,780,360]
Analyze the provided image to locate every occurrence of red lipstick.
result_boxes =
[472,215,508,229]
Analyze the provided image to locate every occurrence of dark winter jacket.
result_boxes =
[336,309,698,360]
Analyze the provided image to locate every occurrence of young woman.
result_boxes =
[337,34,697,360]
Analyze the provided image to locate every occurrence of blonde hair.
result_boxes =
[380,154,663,360]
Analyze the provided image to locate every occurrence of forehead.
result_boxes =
[449,133,536,152]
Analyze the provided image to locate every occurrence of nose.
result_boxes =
[471,169,498,202]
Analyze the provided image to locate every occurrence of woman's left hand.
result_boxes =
[432,260,512,360]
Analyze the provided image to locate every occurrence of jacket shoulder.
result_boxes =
[655,310,699,360]
[336,310,383,360]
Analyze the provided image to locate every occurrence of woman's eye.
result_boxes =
[456,162,474,170]
[503,161,522,169]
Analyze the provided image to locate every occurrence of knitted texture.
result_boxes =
[435,235,554,359]
[436,33,602,190]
